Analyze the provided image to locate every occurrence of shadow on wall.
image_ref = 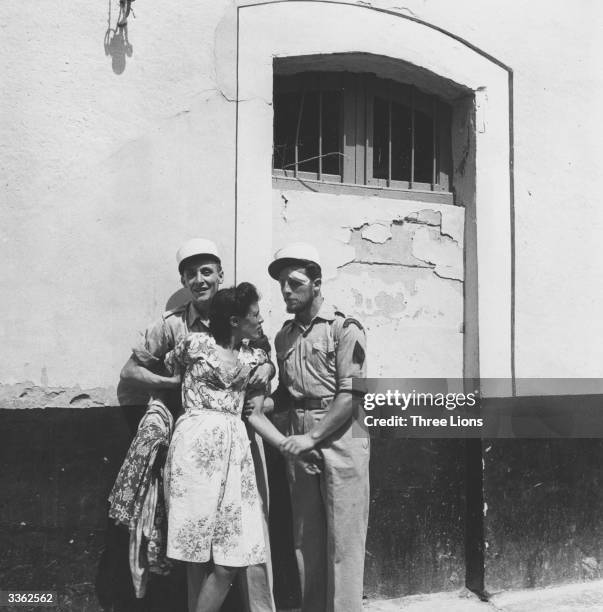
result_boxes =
[104,0,134,74]
[165,288,191,312]
[114,288,188,409]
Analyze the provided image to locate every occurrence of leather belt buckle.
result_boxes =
[292,397,332,410]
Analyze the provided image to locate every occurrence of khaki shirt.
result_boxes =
[133,301,210,370]
[274,302,367,400]
[115,302,210,410]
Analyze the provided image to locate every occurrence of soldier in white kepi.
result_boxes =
[119,238,277,612]
[269,242,370,612]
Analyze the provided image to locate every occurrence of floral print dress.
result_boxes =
[163,333,267,566]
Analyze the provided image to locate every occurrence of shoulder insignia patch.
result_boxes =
[352,341,366,366]
[343,317,364,331]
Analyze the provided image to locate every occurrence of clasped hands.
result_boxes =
[242,396,323,475]
[280,434,323,476]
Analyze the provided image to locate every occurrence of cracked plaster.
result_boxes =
[329,264,462,327]
[412,225,463,281]
[270,188,464,376]
[274,190,464,280]
[361,223,393,244]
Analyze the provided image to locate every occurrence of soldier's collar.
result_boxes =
[294,302,337,330]
[314,302,337,321]
[186,301,210,331]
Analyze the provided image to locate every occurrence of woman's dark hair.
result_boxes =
[209,282,260,345]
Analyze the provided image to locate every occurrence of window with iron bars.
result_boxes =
[273,72,453,203]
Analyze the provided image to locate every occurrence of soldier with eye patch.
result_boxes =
[269,242,370,612]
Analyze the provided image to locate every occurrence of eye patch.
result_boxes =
[286,271,311,285]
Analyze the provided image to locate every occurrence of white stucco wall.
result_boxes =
[1,0,602,401]
[402,0,603,379]
[1,1,240,390]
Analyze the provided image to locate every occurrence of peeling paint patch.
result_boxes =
[360,223,392,244]
[280,193,288,221]
[270,189,465,378]
[347,222,430,269]
[441,213,464,245]
[412,226,464,281]
[334,227,352,244]
[329,264,462,326]
[405,209,442,227]
[0,383,117,409]
[374,290,406,316]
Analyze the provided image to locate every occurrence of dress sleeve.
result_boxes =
[250,333,272,356]
[249,334,276,383]
[252,347,269,367]
[164,335,189,373]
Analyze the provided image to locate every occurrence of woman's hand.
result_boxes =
[280,433,315,456]
[242,398,253,421]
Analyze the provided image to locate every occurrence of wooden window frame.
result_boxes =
[272,72,345,184]
[273,71,454,203]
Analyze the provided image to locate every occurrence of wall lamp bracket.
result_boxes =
[117,0,135,28]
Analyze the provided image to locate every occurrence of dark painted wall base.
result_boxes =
[365,439,466,598]
[0,407,467,608]
[483,438,603,592]
[2,400,601,608]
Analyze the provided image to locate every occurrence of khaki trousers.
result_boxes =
[287,408,370,612]
[238,428,276,612]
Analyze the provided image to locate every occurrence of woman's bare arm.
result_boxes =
[245,392,322,474]
[245,393,286,449]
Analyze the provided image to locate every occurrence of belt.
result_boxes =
[291,396,333,410]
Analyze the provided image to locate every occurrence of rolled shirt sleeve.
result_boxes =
[335,321,367,393]
[131,318,172,368]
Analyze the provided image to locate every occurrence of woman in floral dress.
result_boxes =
[163,283,316,612]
